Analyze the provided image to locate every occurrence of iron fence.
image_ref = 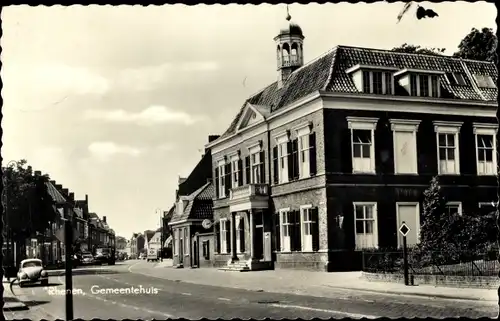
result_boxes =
[362,249,499,277]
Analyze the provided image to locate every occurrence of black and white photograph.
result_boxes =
[1,1,498,320]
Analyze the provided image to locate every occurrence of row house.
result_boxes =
[169,136,217,268]
[129,233,146,258]
[88,213,115,254]
[205,16,497,271]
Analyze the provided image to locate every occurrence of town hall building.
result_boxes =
[204,12,498,272]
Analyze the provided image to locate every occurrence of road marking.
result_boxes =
[361,299,375,303]
[181,292,192,296]
[218,297,231,301]
[269,303,379,319]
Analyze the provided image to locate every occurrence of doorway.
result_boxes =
[179,239,184,265]
[254,211,264,260]
[396,202,420,248]
[193,238,199,268]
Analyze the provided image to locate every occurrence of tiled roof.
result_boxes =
[216,45,497,142]
[170,182,214,223]
[45,182,66,204]
[73,208,84,219]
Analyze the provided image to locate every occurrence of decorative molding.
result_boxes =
[394,68,445,77]
[228,150,240,161]
[345,64,399,74]
[473,122,498,135]
[293,121,313,137]
[247,140,262,154]
[347,116,379,130]
[433,121,463,133]
[274,129,291,144]
[389,119,421,132]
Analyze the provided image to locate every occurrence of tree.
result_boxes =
[453,27,498,64]
[2,160,56,249]
[391,43,445,56]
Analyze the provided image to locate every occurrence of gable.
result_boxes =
[236,103,265,132]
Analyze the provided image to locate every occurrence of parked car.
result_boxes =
[17,258,48,287]
[139,253,146,260]
[94,247,116,265]
[81,252,96,265]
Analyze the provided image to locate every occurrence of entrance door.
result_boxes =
[179,239,184,264]
[396,203,420,248]
[263,232,272,261]
[193,238,198,267]
[254,211,264,260]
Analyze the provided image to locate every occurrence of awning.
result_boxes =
[164,235,172,247]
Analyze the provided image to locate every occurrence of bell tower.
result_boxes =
[274,6,305,88]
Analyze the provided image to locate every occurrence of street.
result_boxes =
[4,261,497,319]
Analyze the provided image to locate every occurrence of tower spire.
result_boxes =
[286,5,291,21]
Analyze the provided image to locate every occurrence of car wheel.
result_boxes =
[19,282,24,288]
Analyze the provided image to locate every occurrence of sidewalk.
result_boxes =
[2,284,29,311]
[129,263,497,302]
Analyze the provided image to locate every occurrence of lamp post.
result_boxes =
[156,208,163,262]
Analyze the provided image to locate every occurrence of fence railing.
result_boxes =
[361,249,499,277]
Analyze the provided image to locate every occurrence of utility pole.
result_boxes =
[64,204,74,321]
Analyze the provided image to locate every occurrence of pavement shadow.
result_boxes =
[49,269,123,277]
[22,300,51,308]
[20,282,62,288]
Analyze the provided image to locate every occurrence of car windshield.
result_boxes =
[23,261,42,268]
[83,254,93,258]
[96,248,110,254]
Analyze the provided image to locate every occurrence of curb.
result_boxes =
[323,285,496,302]
[129,264,494,303]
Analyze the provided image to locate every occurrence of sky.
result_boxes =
[1,2,496,238]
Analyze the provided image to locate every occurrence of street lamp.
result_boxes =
[156,208,163,262]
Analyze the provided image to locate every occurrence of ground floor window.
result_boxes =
[301,206,313,251]
[202,240,210,260]
[354,202,378,249]
[220,219,228,254]
[280,209,292,252]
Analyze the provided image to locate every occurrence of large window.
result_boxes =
[354,203,378,249]
[215,160,226,198]
[251,152,261,184]
[434,121,462,175]
[474,123,498,176]
[390,119,420,174]
[231,158,239,188]
[235,214,245,253]
[278,142,288,183]
[300,206,313,252]
[410,74,440,97]
[280,209,292,252]
[362,70,393,95]
[348,117,378,174]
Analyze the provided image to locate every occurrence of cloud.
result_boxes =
[88,142,142,161]
[156,143,175,152]
[3,62,110,96]
[114,61,219,91]
[83,105,203,126]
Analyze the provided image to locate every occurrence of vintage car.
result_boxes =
[81,252,96,265]
[17,258,48,287]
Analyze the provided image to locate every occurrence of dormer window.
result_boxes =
[398,69,441,98]
[474,74,496,88]
[361,70,393,95]
[346,65,397,96]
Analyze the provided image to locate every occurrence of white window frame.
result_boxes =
[279,208,291,252]
[217,159,226,198]
[390,119,421,175]
[433,121,463,175]
[362,70,394,95]
[275,132,290,184]
[296,124,312,179]
[220,218,228,254]
[473,123,498,176]
[230,154,239,188]
[184,229,189,254]
[347,117,378,174]
[445,202,462,216]
[395,202,421,248]
[353,202,378,250]
[248,143,262,184]
[300,204,313,252]
[410,74,441,98]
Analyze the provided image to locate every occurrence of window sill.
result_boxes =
[352,171,376,175]
[393,173,419,175]
[437,173,461,176]
[477,173,497,177]
[273,174,318,187]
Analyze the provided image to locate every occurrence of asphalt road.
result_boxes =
[4,261,497,320]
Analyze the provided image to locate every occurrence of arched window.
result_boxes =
[291,43,298,63]
[282,43,290,65]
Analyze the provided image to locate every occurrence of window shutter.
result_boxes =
[215,222,221,253]
[274,212,281,252]
[225,220,231,253]
[311,207,319,252]
[215,167,220,198]
[245,156,251,185]
[292,139,299,180]
[309,132,317,176]
[237,159,243,187]
[273,146,279,184]
[259,151,265,184]
[287,141,294,182]
[224,164,231,196]
[239,217,245,252]
[294,210,302,251]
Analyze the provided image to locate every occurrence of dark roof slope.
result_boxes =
[177,151,213,197]
[170,182,214,224]
[216,45,497,142]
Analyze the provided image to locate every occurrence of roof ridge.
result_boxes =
[190,181,211,200]
[322,47,339,90]
[289,45,340,78]
[337,44,496,65]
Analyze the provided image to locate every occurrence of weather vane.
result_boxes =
[286,5,291,21]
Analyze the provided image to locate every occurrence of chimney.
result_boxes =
[85,194,88,203]
[103,216,107,223]
[69,192,74,201]
[62,188,69,196]
[55,184,63,190]
[34,170,42,176]
[50,180,56,186]
[208,135,220,143]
